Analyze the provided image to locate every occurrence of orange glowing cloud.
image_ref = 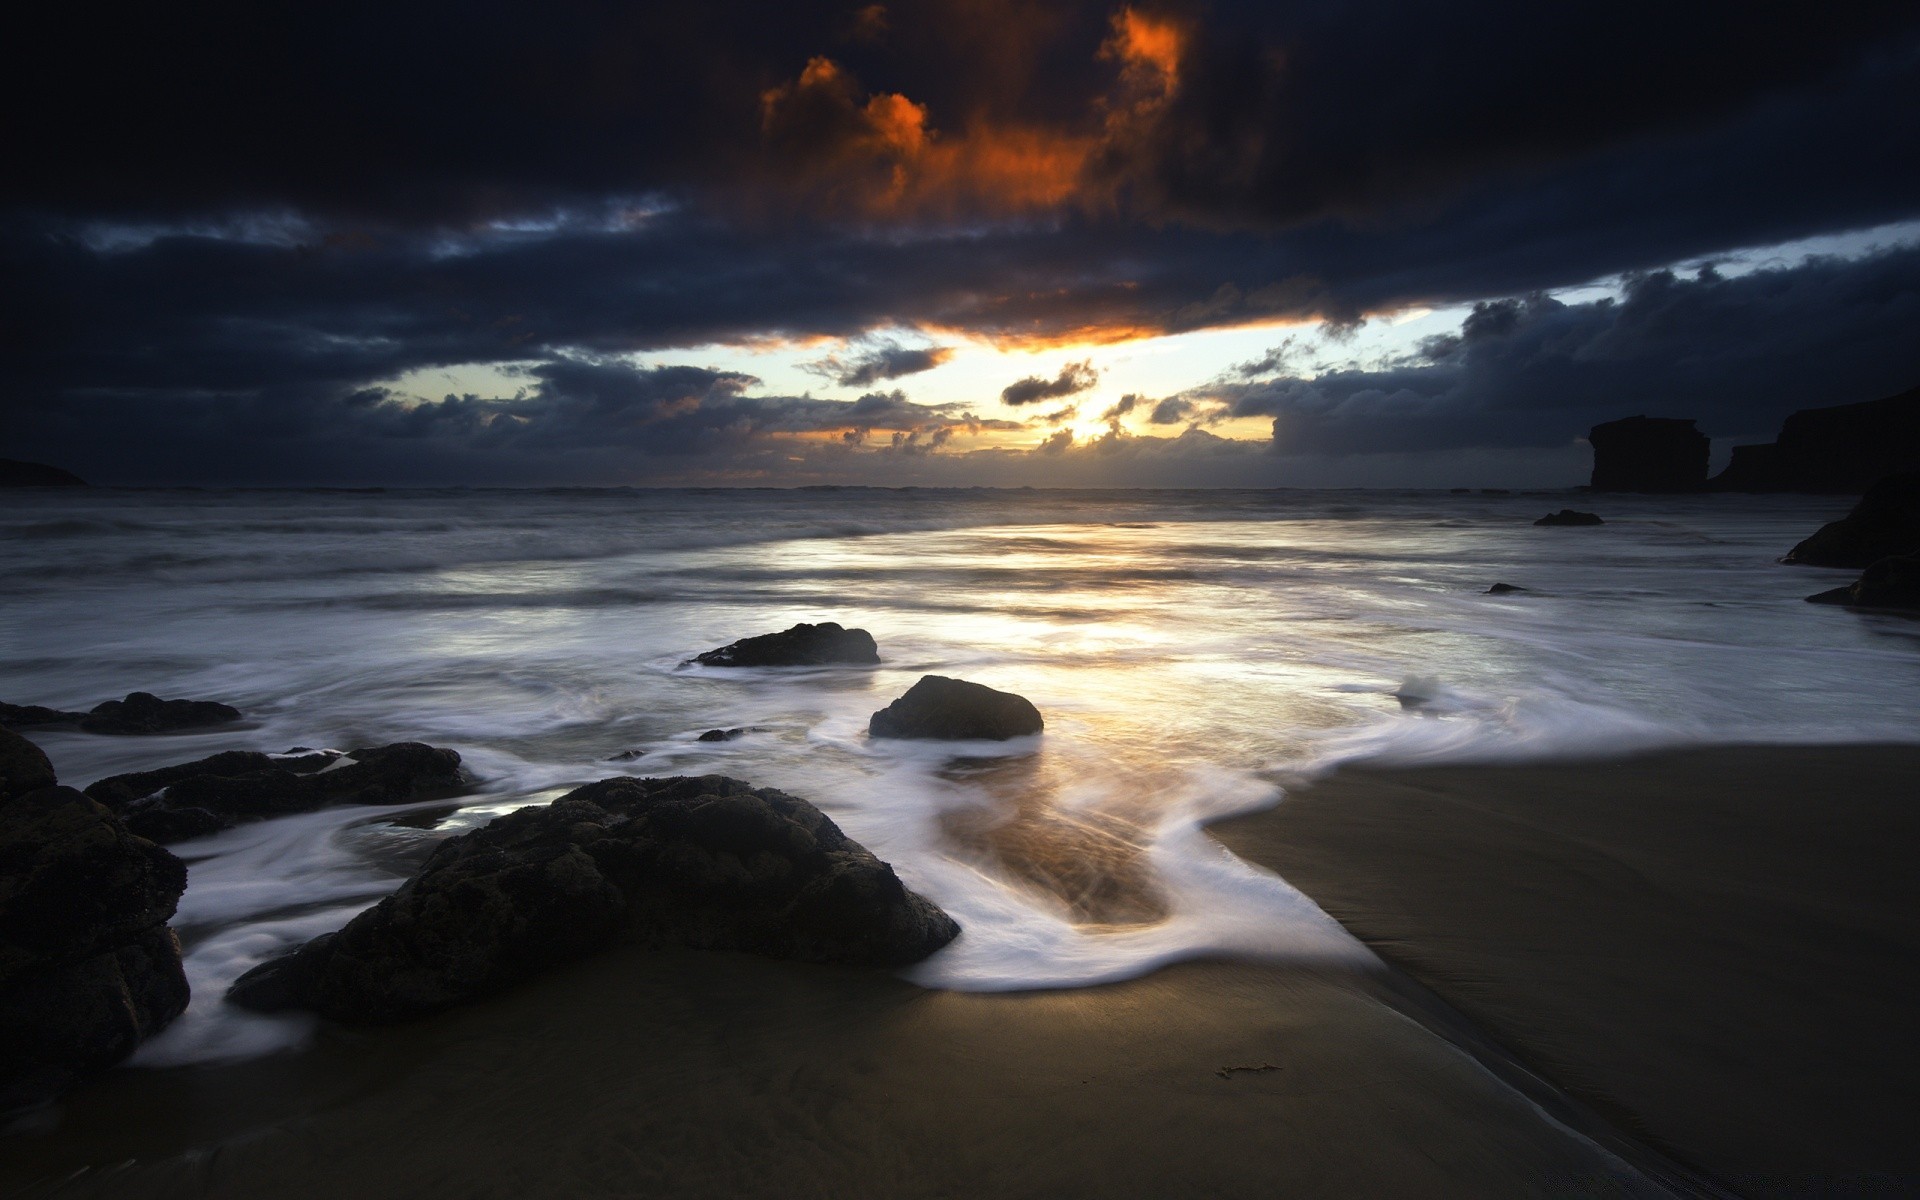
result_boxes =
[755,6,1187,223]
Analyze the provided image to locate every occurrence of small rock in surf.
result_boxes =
[1534,509,1604,527]
[692,621,880,668]
[868,676,1043,741]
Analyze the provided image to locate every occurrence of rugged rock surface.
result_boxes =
[0,775,189,1110]
[1,728,57,802]
[227,774,959,1022]
[1781,473,1920,568]
[692,622,880,667]
[1587,416,1709,493]
[1534,509,1605,527]
[1806,553,1920,613]
[85,742,469,843]
[0,702,89,730]
[868,676,1044,741]
[0,459,87,487]
[1711,384,1920,493]
[76,691,243,734]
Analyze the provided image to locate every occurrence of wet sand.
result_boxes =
[1211,744,1920,1198]
[2,951,1665,1199]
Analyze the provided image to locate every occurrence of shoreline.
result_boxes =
[1211,742,1920,1198]
[4,742,1916,1197]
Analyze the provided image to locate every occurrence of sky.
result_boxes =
[5,0,1920,488]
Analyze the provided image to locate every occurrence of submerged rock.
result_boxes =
[1806,553,1920,613]
[692,622,880,667]
[1,728,57,802]
[697,727,747,742]
[1485,583,1529,595]
[1781,473,1920,569]
[868,675,1044,741]
[1534,509,1605,527]
[84,742,469,843]
[77,691,242,735]
[0,702,88,730]
[0,778,189,1110]
[227,775,959,1022]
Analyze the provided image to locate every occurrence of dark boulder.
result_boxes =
[228,775,959,1022]
[1534,509,1605,527]
[868,676,1044,741]
[1486,583,1529,595]
[1806,553,1920,613]
[1710,384,1920,493]
[85,742,469,843]
[78,692,242,735]
[0,459,87,487]
[697,728,746,742]
[0,702,88,730]
[0,785,189,1110]
[692,622,880,667]
[1,728,57,802]
[1588,416,1710,493]
[1781,473,1920,568]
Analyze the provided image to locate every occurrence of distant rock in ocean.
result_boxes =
[1711,384,1920,493]
[692,621,880,667]
[1486,583,1529,594]
[869,675,1044,741]
[227,775,959,1022]
[85,742,470,843]
[1587,416,1709,493]
[1534,509,1605,527]
[0,459,87,487]
[76,691,243,735]
[1,729,189,1111]
[1781,473,1920,569]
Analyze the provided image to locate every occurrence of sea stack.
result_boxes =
[1587,416,1709,493]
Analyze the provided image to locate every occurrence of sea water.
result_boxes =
[4,487,1916,1063]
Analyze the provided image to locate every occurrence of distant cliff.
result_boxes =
[1710,385,1920,494]
[1587,416,1709,493]
[0,459,88,487]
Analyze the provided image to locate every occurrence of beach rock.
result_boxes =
[0,785,189,1110]
[607,749,647,762]
[227,774,959,1022]
[697,728,746,742]
[1534,509,1605,527]
[85,742,469,843]
[77,691,242,735]
[1806,553,1920,613]
[1,728,57,802]
[868,676,1044,741]
[1587,416,1709,493]
[0,702,88,730]
[1781,472,1920,568]
[0,458,88,487]
[692,622,880,667]
[1710,383,1920,493]
[1486,583,1529,595]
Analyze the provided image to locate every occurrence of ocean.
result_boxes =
[5,486,1916,1067]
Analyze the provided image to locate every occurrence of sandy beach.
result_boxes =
[4,744,1915,1198]
[1212,743,1920,1197]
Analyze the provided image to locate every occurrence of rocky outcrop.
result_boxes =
[1,756,189,1110]
[1,728,57,802]
[868,676,1044,741]
[85,742,469,843]
[0,702,89,730]
[227,775,958,1023]
[1711,384,1920,493]
[1806,553,1920,613]
[1587,416,1709,493]
[1486,583,1529,594]
[77,691,242,735]
[692,622,880,667]
[1534,509,1605,527]
[0,459,87,487]
[1781,473,1920,568]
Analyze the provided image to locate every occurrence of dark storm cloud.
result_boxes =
[1193,247,1920,456]
[4,1,1920,484]
[1000,361,1099,405]
[804,340,955,388]
[1147,396,1195,425]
